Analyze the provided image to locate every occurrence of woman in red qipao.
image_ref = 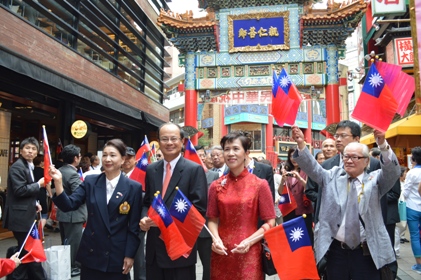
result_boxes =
[207,131,275,280]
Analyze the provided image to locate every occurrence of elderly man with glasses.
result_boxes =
[292,125,400,280]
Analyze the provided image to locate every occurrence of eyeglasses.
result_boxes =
[343,155,367,162]
[160,137,180,143]
[333,133,352,139]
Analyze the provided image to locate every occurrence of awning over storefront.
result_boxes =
[360,114,421,146]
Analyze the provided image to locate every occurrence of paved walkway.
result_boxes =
[0,227,419,279]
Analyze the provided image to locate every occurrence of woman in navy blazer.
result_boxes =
[48,139,143,280]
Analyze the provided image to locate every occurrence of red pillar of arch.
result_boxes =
[303,99,312,145]
[266,106,274,152]
[185,89,198,144]
[325,84,340,136]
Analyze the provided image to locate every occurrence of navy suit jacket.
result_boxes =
[253,161,275,201]
[141,156,207,269]
[53,173,142,273]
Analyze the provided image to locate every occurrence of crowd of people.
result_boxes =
[1,120,420,280]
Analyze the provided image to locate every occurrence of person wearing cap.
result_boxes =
[122,147,137,177]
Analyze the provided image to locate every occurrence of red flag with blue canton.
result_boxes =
[351,64,397,132]
[278,185,297,216]
[169,188,205,256]
[21,223,47,264]
[272,68,302,126]
[183,139,208,172]
[130,152,148,191]
[264,216,319,280]
[135,135,151,161]
[42,126,52,185]
[78,167,84,181]
[147,193,191,260]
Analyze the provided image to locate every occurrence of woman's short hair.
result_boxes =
[104,139,126,157]
[411,147,421,165]
[220,130,252,152]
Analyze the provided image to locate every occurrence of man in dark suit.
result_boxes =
[195,145,219,280]
[3,137,46,280]
[140,123,207,280]
[247,156,275,201]
[57,144,87,277]
[210,146,228,177]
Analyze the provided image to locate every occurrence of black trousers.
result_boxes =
[197,237,212,280]
[327,239,380,280]
[10,231,46,280]
[146,262,195,280]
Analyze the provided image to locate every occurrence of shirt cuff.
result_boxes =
[377,140,392,163]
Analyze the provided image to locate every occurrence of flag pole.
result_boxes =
[203,224,228,255]
[18,220,37,257]
[42,125,53,165]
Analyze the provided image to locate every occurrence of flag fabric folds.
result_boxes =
[351,64,398,132]
[278,185,297,216]
[21,223,47,264]
[147,194,191,260]
[169,188,205,255]
[375,61,415,117]
[271,69,302,126]
[183,139,208,172]
[78,167,84,181]
[130,152,148,191]
[42,126,52,185]
[135,135,151,161]
[264,216,319,280]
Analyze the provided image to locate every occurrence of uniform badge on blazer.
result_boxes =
[119,201,130,214]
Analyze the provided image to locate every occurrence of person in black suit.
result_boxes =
[3,137,46,280]
[195,145,219,280]
[140,123,207,280]
[48,139,142,280]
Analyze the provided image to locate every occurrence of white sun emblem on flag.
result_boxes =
[175,198,188,213]
[289,227,304,242]
[279,76,290,88]
[279,196,286,203]
[141,157,148,167]
[157,205,166,217]
[368,72,383,88]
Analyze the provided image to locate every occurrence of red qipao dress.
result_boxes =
[207,168,275,280]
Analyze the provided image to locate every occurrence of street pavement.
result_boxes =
[0,227,420,279]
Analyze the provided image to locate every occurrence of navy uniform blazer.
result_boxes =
[141,156,207,269]
[3,157,40,232]
[53,173,142,273]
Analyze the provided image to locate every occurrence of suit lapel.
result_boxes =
[336,171,348,215]
[163,158,184,203]
[94,174,111,233]
[153,160,164,195]
[107,176,127,215]
[359,173,372,215]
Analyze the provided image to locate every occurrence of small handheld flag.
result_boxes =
[42,126,52,185]
[20,221,47,264]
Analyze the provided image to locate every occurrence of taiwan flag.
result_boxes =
[278,185,297,216]
[351,64,398,132]
[147,193,191,260]
[130,152,148,191]
[169,188,205,256]
[42,126,52,185]
[264,217,319,280]
[184,139,207,172]
[21,223,47,264]
[78,167,84,181]
[135,135,151,161]
[272,68,302,127]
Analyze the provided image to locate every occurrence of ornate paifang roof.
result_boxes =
[157,8,218,54]
[301,0,367,47]
[201,0,307,10]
